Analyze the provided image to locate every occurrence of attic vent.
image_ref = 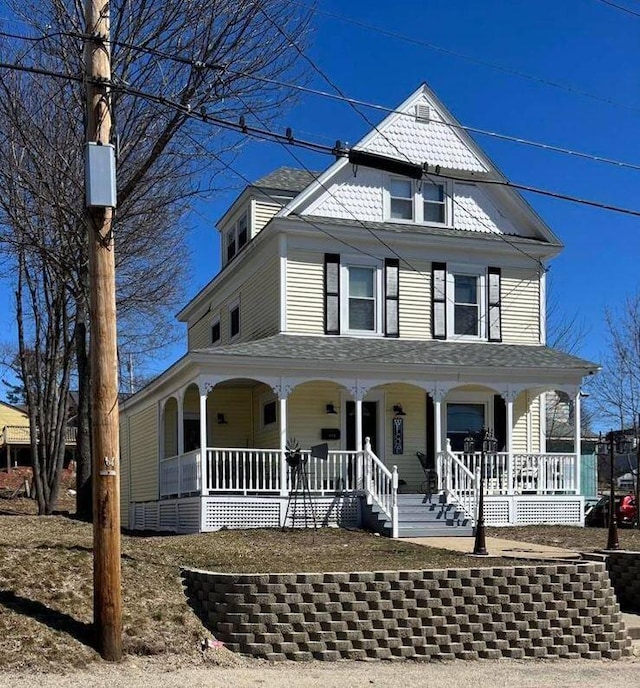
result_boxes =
[415,104,430,123]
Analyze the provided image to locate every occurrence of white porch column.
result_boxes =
[427,388,447,489]
[177,391,185,457]
[502,390,517,496]
[279,394,288,496]
[199,391,208,495]
[574,388,582,495]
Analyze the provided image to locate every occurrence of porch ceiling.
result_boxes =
[193,334,598,373]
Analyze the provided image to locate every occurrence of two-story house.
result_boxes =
[119,84,597,537]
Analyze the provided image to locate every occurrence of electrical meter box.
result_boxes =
[85,142,117,208]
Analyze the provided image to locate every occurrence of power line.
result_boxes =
[2,52,639,223]
[289,0,640,114]
[595,0,640,17]
[93,30,640,176]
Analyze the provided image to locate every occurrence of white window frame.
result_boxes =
[340,257,383,336]
[228,298,240,341]
[260,392,278,430]
[446,264,486,341]
[210,315,221,346]
[384,176,452,227]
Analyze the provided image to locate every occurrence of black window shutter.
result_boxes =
[384,258,399,337]
[432,262,446,339]
[426,393,435,468]
[487,267,502,342]
[324,254,340,335]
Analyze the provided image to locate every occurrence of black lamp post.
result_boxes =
[597,431,632,550]
[465,427,498,556]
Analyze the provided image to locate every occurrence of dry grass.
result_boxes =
[0,500,526,673]
[488,525,640,552]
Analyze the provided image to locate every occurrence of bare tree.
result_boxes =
[0,0,312,516]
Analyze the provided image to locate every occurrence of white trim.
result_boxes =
[279,233,287,333]
[446,264,486,341]
[383,175,452,227]
[340,256,383,336]
[539,268,547,345]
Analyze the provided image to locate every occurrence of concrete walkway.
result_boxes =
[404,535,582,560]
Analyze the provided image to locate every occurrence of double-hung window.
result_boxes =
[453,274,480,337]
[337,258,383,335]
[423,183,446,223]
[223,211,249,265]
[348,266,376,331]
[229,299,240,340]
[389,178,414,220]
[211,316,221,345]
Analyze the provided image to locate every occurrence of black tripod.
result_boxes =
[282,457,317,531]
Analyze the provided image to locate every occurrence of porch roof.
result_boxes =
[193,335,598,372]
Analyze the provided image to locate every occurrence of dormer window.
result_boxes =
[223,211,249,265]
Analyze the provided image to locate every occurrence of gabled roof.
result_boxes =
[278,83,562,246]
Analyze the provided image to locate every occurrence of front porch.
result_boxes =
[122,335,594,536]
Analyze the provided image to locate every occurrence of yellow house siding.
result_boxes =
[501,267,541,344]
[378,384,426,491]
[399,263,430,339]
[254,201,279,234]
[240,256,280,341]
[207,388,253,448]
[163,400,178,458]
[0,402,28,435]
[286,250,324,334]
[128,404,159,503]
[187,241,280,349]
[119,416,131,527]
[287,382,344,452]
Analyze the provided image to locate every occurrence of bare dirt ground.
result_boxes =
[487,524,640,551]
[1,653,640,688]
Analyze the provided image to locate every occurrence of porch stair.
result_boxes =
[371,492,474,538]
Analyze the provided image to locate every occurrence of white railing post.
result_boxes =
[391,465,399,539]
[363,437,372,494]
[505,394,515,495]
[575,453,581,495]
[199,391,208,495]
[445,439,453,494]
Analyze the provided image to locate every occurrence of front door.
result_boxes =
[346,401,378,455]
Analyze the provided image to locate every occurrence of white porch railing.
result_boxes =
[159,449,200,497]
[441,446,477,520]
[205,448,282,494]
[450,451,581,495]
[294,449,360,495]
[362,438,398,538]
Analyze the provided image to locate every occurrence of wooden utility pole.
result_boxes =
[84,0,122,661]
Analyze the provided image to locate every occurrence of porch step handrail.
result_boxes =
[362,437,398,538]
[440,441,477,522]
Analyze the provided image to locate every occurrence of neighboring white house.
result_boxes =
[119,84,597,537]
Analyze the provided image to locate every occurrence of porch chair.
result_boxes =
[416,451,438,494]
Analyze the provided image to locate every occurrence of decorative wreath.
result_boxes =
[285,437,302,468]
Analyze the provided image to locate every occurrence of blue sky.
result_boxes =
[2,0,640,388]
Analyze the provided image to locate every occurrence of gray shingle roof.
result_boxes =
[194,334,598,371]
[252,167,319,193]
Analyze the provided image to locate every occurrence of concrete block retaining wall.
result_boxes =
[181,562,630,662]
[603,552,640,614]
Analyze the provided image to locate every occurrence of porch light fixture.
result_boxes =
[217,413,228,425]
[326,403,338,415]
[393,404,406,416]
[596,431,633,550]
[470,427,497,557]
